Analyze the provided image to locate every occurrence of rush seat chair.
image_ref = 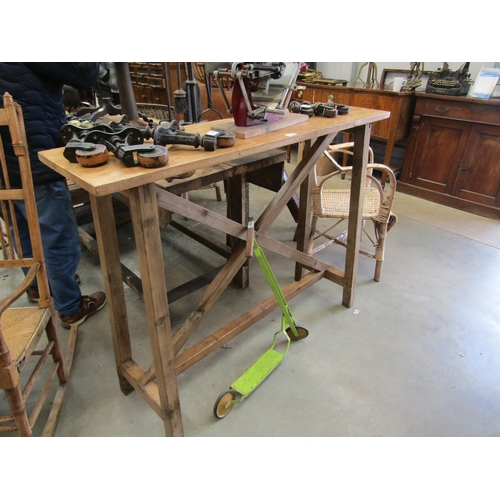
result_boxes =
[0,93,77,436]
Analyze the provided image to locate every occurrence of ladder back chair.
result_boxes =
[305,142,398,282]
[0,92,77,437]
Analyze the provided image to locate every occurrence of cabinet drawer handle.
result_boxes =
[435,106,450,113]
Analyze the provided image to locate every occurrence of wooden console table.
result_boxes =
[39,109,389,437]
[399,93,500,220]
[291,82,415,169]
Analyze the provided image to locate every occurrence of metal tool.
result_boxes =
[214,62,300,127]
[183,62,202,123]
[162,62,173,121]
[61,121,144,147]
[99,140,169,168]
[63,141,99,163]
[288,100,350,117]
[213,220,308,419]
[61,116,235,169]
[74,96,122,121]
[64,142,110,167]
[153,120,236,151]
[174,62,188,114]
[62,122,168,168]
[198,62,227,120]
[64,137,168,168]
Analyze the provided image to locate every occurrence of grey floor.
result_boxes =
[3,160,500,439]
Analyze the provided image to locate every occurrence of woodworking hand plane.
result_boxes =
[214,62,301,127]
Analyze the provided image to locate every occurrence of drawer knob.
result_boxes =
[435,106,450,113]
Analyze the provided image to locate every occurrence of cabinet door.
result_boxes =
[453,124,500,207]
[405,116,471,194]
[351,93,395,140]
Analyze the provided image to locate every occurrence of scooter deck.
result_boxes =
[231,347,285,396]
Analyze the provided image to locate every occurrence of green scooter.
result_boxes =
[213,220,308,419]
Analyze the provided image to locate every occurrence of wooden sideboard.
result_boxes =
[291,82,416,169]
[399,93,500,220]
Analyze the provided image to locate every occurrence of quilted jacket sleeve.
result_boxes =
[23,62,100,89]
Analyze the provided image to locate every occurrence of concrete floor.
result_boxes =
[2,160,500,439]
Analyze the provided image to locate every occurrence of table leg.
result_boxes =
[295,139,312,281]
[89,194,134,395]
[342,124,371,307]
[226,173,249,288]
[127,184,184,437]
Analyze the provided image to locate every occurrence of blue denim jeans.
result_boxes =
[13,180,82,315]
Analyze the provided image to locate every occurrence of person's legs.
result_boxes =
[14,180,82,315]
[14,180,106,328]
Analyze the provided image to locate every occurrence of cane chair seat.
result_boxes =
[313,185,382,219]
[2,308,51,366]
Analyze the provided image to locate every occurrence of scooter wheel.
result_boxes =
[213,389,238,419]
[286,326,309,341]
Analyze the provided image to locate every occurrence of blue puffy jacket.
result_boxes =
[0,62,99,187]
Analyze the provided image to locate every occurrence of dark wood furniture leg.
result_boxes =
[226,172,249,288]
[342,124,370,307]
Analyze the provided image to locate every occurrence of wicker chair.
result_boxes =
[0,93,78,436]
[136,102,222,201]
[305,142,398,282]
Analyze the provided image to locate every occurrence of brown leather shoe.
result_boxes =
[59,291,106,330]
[26,274,81,303]
[27,289,40,303]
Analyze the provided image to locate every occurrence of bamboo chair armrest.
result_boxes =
[368,163,397,192]
[367,163,397,220]
[320,141,375,180]
[0,262,40,315]
[317,168,344,190]
[322,150,352,176]
[328,142,375,163]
